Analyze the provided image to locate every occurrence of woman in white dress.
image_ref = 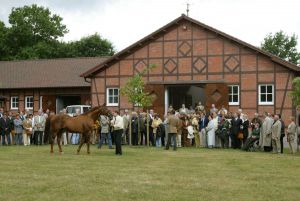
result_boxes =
[206,115,215,148]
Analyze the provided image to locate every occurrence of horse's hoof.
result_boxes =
[87,152,90,155]
[76,151,80,155]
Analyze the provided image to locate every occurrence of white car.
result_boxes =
[66,105,91,117]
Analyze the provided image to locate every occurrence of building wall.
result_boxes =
[0,87,90,114]
[91,19,296,119]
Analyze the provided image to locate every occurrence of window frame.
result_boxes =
[25,96,34,110]
[258,84,274,105]
[11,96,19,110]
[228,85,240,106]
[106,88,119,106]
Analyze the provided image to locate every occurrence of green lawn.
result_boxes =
[0,145,299,201]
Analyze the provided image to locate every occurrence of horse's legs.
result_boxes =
[77,134,85,154]
[57,132,63,153]
[86,133,91,154]
[50,142,54,153]
[50,131,57,154]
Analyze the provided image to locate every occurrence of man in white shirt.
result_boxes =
[111,111,124,155]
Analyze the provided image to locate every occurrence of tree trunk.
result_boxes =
[129,114,132,146]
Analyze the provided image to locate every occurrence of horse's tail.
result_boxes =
[44,117,52,144]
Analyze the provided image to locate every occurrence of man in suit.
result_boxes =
[199,112,209,147]
[272,115,282,154]
[33,110,46,145]
[261,113,274,152]
[165,110,180,151]
[7,112,15,145]
[286,116,296,154]
[230,112,243,149]
[278,114,285,154]
[0,113,11,145]
[138,112,146,145]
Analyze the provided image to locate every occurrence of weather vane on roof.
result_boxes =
[186,2,190,16]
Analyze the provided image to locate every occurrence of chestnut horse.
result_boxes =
[45,106,110,154]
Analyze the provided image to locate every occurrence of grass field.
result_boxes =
[0,145,299,201]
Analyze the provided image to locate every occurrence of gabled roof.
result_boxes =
[0,57,109,89]
[81,14,300,78]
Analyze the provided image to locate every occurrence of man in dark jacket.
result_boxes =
[278,114,285,154]
[0,113,11,145]
[131,112,139,146]
[199,112,209,147]
[230,112,243,149]
[139,113,146,145]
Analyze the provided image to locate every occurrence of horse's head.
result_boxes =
[97,105,112,118]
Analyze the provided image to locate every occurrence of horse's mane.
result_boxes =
[82,106,100,115]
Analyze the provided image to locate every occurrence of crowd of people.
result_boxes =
[0,108,47,146]
[1,103,299,155]
[98,102,299,155]
[0,107,82,146]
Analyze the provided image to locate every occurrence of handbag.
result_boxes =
[237,132,244,139]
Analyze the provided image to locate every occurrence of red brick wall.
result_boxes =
[0,87,90,114]
[92,19,297,119]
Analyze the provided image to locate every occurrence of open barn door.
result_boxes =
[42,95,56,113]
[145,84,165,117]
[205,83,229,113]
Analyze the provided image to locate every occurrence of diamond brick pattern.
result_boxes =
[225,56,239,72]
[211,90,222,102]
[164,58,177,74]
[178,41,192,56]
[134,60,147,74]
[193,57,206,73]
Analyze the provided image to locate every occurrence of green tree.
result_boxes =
[0,21,10,60]
[0,4,115,60]
[261,30,300,65]
[8,4,68,47]
[120,65,155,146]
[290,77,300,107]
[73,33,115,57]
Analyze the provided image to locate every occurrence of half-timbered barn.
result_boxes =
[81,14,300,118]
[0,57,107,113]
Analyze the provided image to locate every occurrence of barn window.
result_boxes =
[25,96,34,109]
[11,96,19,110]
[259,84,274,105]
[228,85,239,105]
[107,88,119,106]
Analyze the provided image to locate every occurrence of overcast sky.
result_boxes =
[0,0,299,51]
